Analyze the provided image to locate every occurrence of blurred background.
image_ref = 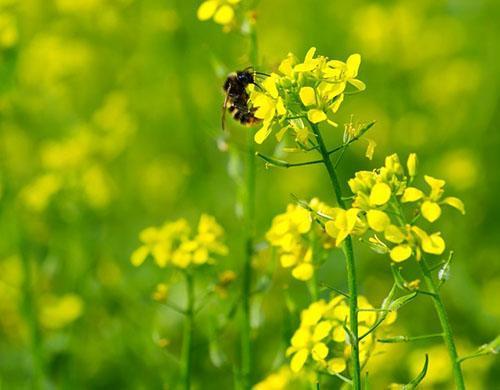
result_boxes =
[0,0,499,388]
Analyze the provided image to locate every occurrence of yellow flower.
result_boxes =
[197,0,240,26]
[417,175,465,222]
[266,204,315,281]
[131,215,227,269]
[324,207,367,247]
[40,294,84,330]
[248,48,365,145]
[287,295,390,374]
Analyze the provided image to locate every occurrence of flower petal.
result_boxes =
[213,4,234,25]
[421,201,442,222]
[401,187,423,203]
[369,182,391,206]
[197,0,218,21]
[390,244,412,262]
[307,109,327,123]
[290,349,309,373]
[443,197,465,215]
[366,210,390,232]
[131,246,149,266]
[299,87,316,106]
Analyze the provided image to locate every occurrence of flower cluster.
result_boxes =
[265,199,334,281]
[131,214,228,269]
[319,153,465,263]
[197,0,240,28]
[286,295,394,375]
[248,47,366,145]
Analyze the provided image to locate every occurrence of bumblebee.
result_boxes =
[222,68,267,130]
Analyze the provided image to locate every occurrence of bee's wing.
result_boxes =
[221,84,231,131]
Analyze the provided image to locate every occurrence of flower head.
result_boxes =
[286,295,392,374]
[248,48,366,145]
[197,0,240,28]
[266,199,335,281]
[337,153,465,263]
[131,214,228,269]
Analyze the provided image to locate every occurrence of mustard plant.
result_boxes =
[131,215,228,389]
[249,46,498,388]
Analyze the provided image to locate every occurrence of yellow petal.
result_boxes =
[401,187,423,203]
[292,263,314,281]
[311,342,329,361]
[312,321,332,341]
[365,138,376,160]
[299,87,316,106]
[262,75,279,98]
[213,4,234,25]
[332,326,345,342]
[366,210,390,232]
[276,97,286,116]
[291,328,310,348]
[390,245,412,262]
[280,253,297,268]
[407,153,418,177]
[328,358,346,373]
[131,246,149,266]
[307,109,327,123]
[384,225,405,244]
[254,121,272,144]
[304,47,317,62]
[196,0,218,21]
[421,233,445,255]
[443,197,465,215]
[324,220,339,239]
[346,53,361,78]
[290,349,309,373]
[369,183,391,206]
[347,78,365,91]
[421,201,442,222]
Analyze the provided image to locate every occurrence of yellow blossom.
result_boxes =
[197,0,240,26]
[131,215,227,270]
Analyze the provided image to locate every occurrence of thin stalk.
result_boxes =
[310,122,361,389]
[418,259,465,389]
[180,272,195,389]
[240,25,258,390]
[20,242,44,389]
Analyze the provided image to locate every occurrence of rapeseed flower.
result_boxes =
[286,295,393,375]
[197,0,240,27]
[266,199,336,281]
[248,47,365,145]
[131,214,228,269]
[322,153,466,263]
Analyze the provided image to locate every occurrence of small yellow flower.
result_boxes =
[287,295,391,374]
[131,215,227,270]
[197,0,240,26]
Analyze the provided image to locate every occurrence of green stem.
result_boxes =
[418,259,465,389]
[180,272,195,390]
[240,21,259,390]
[20,242,44,389]
[310,123,361,389]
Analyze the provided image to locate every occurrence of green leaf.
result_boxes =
[403,354,428,389]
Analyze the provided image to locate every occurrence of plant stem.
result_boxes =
[240,21,259,390]
[418,259,466,390]
[310,122,361,389]
[20,241,44,389]
[180,272,195,390]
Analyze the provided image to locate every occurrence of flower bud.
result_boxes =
[407,153,418,177]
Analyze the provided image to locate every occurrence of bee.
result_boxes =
[222,68,268,130]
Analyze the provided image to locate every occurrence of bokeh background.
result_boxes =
[0,0,499,388]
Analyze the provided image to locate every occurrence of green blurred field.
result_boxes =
[0,0,499,388]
